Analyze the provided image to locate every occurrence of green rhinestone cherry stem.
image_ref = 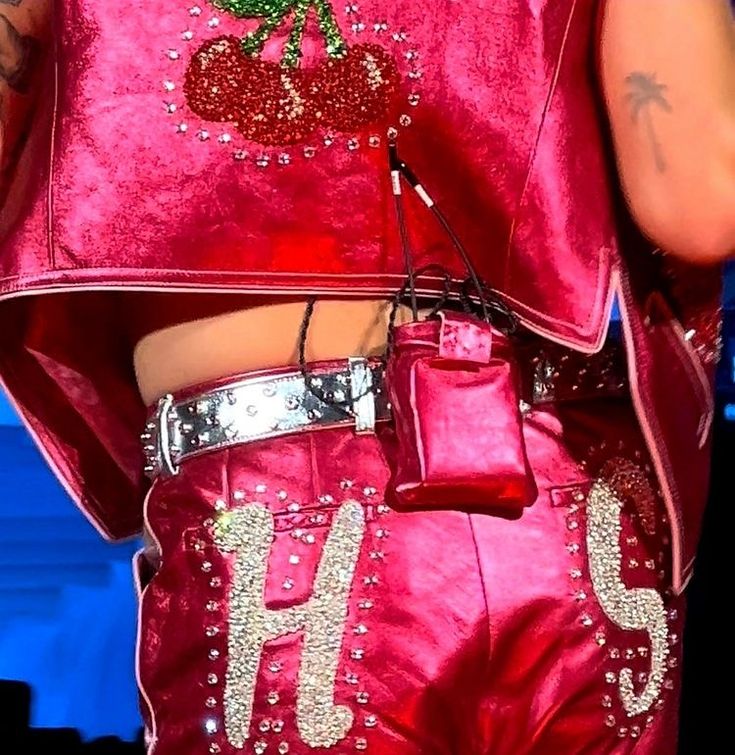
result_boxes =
[232,0,347,64]
[241,11,290,57]
[312,0,347,58]
[281,1,310,67]
[212,0,292,18]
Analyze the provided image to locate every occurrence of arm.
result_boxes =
[0,0,51,181]
[600,0,735,264]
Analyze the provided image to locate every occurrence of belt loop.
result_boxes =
[349,358,376,434]
[156,393,180,478]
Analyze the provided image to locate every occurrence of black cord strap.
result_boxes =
[388,140,519,333]
[297,139,519,413]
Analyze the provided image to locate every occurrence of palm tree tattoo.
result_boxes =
[625,72,672,173]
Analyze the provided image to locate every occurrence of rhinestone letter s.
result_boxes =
[214,501,366,747]
[586,480,669,717]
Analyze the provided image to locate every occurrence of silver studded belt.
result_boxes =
[142,335,628,480]
[142,358,388,479]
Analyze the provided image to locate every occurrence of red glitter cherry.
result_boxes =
[186,39,321,145]
[185,35,402,146]
[184,36,250,122]
[233,61,321,146]
[316,43,401,133]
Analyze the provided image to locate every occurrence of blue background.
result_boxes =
[0,400,142,740]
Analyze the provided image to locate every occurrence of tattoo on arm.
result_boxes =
[1,1,40,95]
[624,72,673,173]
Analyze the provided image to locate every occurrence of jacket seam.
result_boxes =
[503,0,583,285]
[46,3,60,269]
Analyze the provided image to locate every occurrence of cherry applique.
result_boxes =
[184,36,253,124]
[185,39,320,146]
[183,1,401,146]
[314,43,400,133]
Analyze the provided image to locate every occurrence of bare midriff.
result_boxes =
[133,298,422,406]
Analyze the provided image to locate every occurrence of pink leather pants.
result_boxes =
[136,388,683,755]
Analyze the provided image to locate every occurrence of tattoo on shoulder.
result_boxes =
[624,72,672,173]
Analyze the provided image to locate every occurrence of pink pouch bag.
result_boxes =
[384,309,537,518]
[381,141,536,517]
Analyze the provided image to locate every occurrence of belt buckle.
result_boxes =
[154,393,180,478]
[349,357,376,434]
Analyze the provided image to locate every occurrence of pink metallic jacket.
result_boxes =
[0,0,720,593]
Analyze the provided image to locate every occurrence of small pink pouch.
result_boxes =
[385,310,537,518]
